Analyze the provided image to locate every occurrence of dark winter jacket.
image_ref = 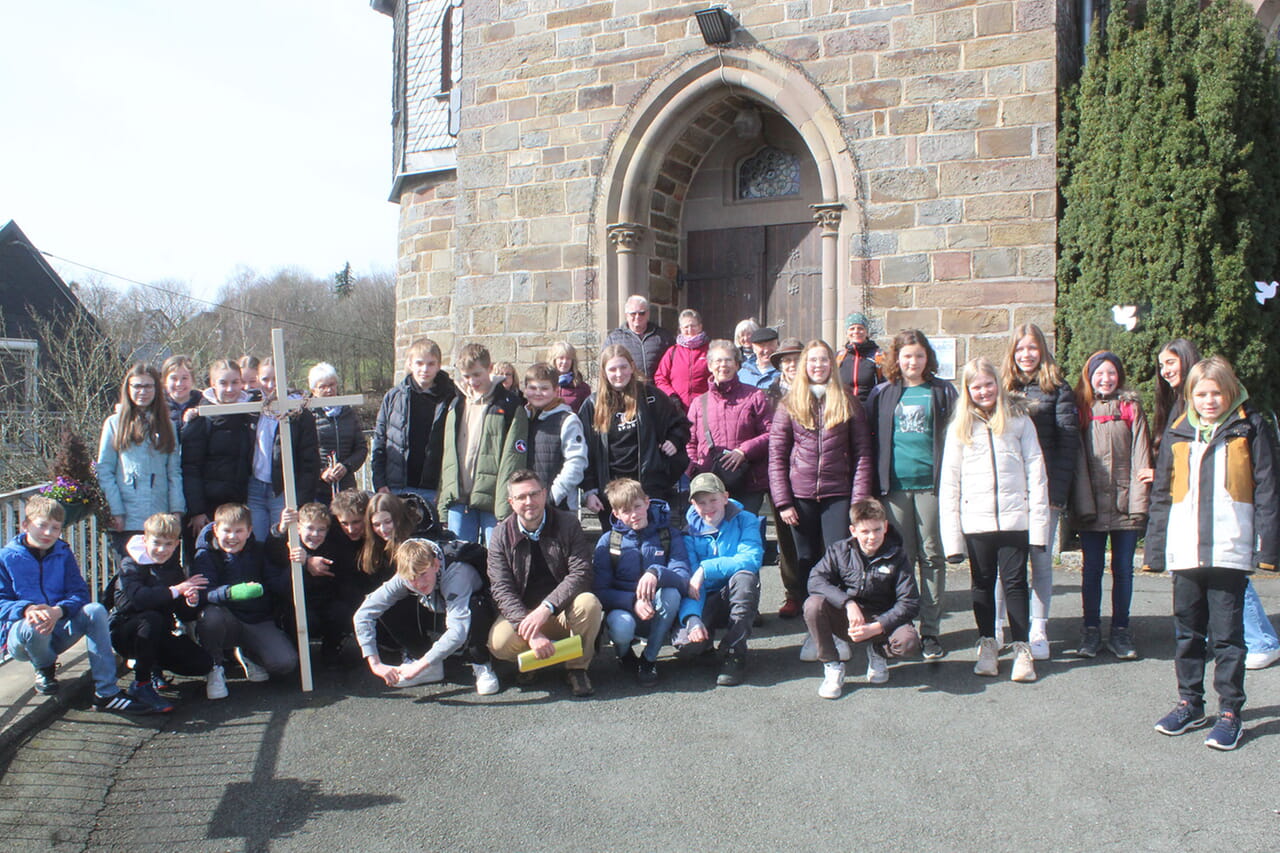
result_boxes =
[838,340,883,402]
[768,388,873,509]
[592,500,691,611]
[371,372,458,492]
[579,384,691,501]
[605,322,676,379]
[865,378,960,495]
[268,402,322,505]
[181,394,257,516]
[487,508,594,623]
[312,404,368,500]
[166,389,204,440]
[0,536,90,643]
[191,524,290,624]
[686,378,773,494]
[1010,376,1078,508]
[1070,391,1151,531]
[110,535,199,625]
[807,526,919,634]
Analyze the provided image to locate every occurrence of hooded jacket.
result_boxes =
[0,536,90,643]
[96,412,185,529]
[181,389,257,516]
[686,378,773,494]
[768,387,873,508]
[1070,391,1151,531]
[526,402,588,509]
[653,340,709,411]
[680,500,763,624]
[353,554,486,665]
[592,499,691,612]
[371,371,458,492]
[109,534,199,625]
[866,378,959,495]
[808,526,920,633]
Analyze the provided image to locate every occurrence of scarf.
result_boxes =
[678,331,708,349]
[558,372,575,388]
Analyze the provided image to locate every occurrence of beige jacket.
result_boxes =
[1070,392,1151,531]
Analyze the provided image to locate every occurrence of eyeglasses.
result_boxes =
[510,489,545,502]
[626,310,648,316]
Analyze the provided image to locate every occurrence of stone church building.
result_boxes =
[369,0,1280,371]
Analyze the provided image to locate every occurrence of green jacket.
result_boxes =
[437,385,528,519]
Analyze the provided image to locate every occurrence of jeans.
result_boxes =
[447,504,498,545]
[1078,528,1138,629]
[1173,569,1247,713]
[883,489,947,638]
[7,603,120,697]
[996,508,1057,641]
[1243,580,1280,654]
[605,587,681,662]
[248,478,286,544]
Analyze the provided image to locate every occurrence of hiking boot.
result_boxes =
[1154,700,1208,735]
[777,598,801,620]
[471,662,500,696]
[636,657,658,688]
[1010,642,1037,683]
[127,680,175,713]
[717,653,746,686]
[974,637,999,677]
[33,664,58,695]
[92,690,152,715]
[1076,626,1102,658]
[1204,711,1243,751]
[921,636,945,661]
[206,664,229,700]
[818,661,845,699]
[1108,627,1138,660]
[865,645,889,684]
[565,669,594,698]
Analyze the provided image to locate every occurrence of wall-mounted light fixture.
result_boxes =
[695,7,733,45]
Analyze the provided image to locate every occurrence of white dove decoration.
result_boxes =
[1111,304,1138,332]
[1254,281,1278,306]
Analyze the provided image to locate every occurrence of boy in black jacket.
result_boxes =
[803,499,921,700]
[109,513,214,712]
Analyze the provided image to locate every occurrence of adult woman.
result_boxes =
[734,319,760,370]
[580,345,690,523]
[686,340,772,516]
[654,309,710,412]
[161,355,203,440]
[940,358,1049,682]
[769,340,873,617]
[308,361,368,502]
[836,312,883,403]
[547,340,591,414]
[96,364,184,552]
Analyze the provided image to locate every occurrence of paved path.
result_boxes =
[1,570,1278,852]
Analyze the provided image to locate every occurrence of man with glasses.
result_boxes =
[605,294,676,379]
[486,470,602,697]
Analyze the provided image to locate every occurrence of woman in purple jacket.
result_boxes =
[769,340,874,618]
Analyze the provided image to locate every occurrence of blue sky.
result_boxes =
[0,0,398,300]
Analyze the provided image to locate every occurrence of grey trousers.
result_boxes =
[883,489,947,638]
[674,571,761,657]
[196,605,299,675]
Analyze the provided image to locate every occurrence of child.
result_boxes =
[109,513,214,711]
[1070,351,1151,659]
[592,478,690,686]
[674,473,763,686]
[359,491,419,585]
[804,499,920,699]
[494,361,525,404]
[246,357,320,542]
[0,496,149,713]
[866,330,959,661]
[282,502,360,665]
[370,337,459,505]
[1147,356,1278,750]
[162,354,203,440]
[438,343,529,543]
[547,340,591,413]
[192,503,298,698]
[523,363,588,511]
[940,357,1050,683]
[181,359,257,537]
[354,538,499,695]
[238,355,263,398]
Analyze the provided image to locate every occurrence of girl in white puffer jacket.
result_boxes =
[940,358,1049,683]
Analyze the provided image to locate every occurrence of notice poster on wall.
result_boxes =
[933,337,957,380]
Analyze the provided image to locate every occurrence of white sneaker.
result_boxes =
[236,648,269,682]
[471,662,500,695]
[833,636,853,662]
[818,661,845,699]
[1029,632,1050,661]
[1245,646,1280,670]
[974,637,1000,677]
[799,635,818,662]
[1011,641,1037,683]
[865,645,889,684]
[206,664,228,700]
[396,658,444,687]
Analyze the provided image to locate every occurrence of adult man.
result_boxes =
[487,470,603,697]
[604,294,676,379]
[737,327,780,390]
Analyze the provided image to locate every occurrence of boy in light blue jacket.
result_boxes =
[674,473,763,686]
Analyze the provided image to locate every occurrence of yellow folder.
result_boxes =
[517,634,584,672]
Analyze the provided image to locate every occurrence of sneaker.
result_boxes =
[1108,627,1138,660]
[236,649,269,682]
[1076,626,1102,658]
[206,664,229,700]
[92,690,152,715]
[150,672,175,693]
[1010,641,1037,683]
[33,664,58,695]
[798,635,818,662]
[865,645,889,684]
[921,636,945,661]
[974,637,999,677]
[1028,632,1050,661]
[833,636,853,662]
[396,658,444,687]
[778,598,801,619]
[565,669,594,698]
[717,653,746,686]
[1244,647,1280,670]
[1154,700,1208,735]
[471,662,500,696]
[818,661,845,699]
[636,657,658,688]
[127,680,175,713]
[1204,711,1243,751]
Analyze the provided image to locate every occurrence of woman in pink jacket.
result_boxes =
[653,309,709,412]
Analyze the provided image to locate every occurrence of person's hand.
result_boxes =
[109,516,124,532]
[183,408,199,423]
[517,606,552,642]
[228,582,264,601]
[659,440,677,456]
[1136,467,1154,485]
[584,493,604,513]
[369,659,399,686]
[719,448,746,471]
[529,633,556,659]
[279,507,298,529]
[635,571,658,603]
[184,588,201,606]
[780,507,799,526]
[687,569,703,601]
[687,622,709,644]
[24,604,61,634]
[849,621,884,643]
[634,597,655,621]
[189,513,209,534]
[845,600,866,630]
[172,575,207,599]
[304,555,334,577]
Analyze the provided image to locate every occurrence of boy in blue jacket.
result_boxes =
[192,503,297,699]
[674,473,763,686]
[0,496,149,714]
[593,478,690,686]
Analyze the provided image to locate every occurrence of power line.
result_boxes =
[40,250,387,346]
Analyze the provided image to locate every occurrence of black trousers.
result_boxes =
[377,594,495,664]
[790,497,850,599]
[965,530,1030,642]
[111,611,215,680]
[1173,569,1247,713]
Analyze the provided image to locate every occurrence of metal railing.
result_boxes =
[0,484,115,602]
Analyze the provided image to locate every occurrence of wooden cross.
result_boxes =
[196,329,363,692]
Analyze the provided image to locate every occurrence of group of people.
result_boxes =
[0,295,1276,751]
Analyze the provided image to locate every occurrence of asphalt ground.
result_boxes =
[1,566,1277,852]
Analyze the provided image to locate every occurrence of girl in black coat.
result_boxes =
[181,360,257,536]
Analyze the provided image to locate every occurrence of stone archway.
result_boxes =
[595,49,861,345]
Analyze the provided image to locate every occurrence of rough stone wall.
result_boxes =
[393,0,1060,367]
[395,173,458,359]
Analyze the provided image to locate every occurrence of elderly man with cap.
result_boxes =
[737,326,780,390]
[837,312,884,403]
[604,294,676,380]
[673,473,764,686]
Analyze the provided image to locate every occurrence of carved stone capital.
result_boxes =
[810,203,845,235]
[607,222,645,253]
